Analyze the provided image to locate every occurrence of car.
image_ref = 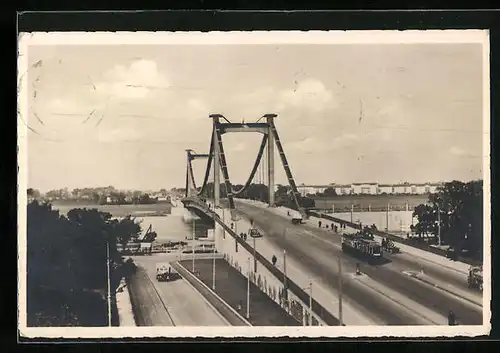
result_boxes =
[249,228,263,238]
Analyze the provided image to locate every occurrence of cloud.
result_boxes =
[287,132,359,154]
[98,126,143,143]
[449,146,466,156]
[279,78,336,112]
[93,59,170,100]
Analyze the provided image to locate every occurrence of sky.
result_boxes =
[23,39,486,192]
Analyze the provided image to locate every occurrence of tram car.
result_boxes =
[341,231,384,264]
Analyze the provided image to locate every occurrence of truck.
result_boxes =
[341,231,383,264]
[156,263,178,282]
[468,265,483,291]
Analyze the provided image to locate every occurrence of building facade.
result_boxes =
[296,182,443,196]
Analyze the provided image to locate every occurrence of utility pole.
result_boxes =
[253,236,257,272]
[222,208,226,239]
[350,204,354,223]
[283,249,288,302]
[106,240,112,327]
[192,219,196,272]
[212,243,216,290]
[247,257,250,319]
[338,256,343,326]
[437,207,441,246]
[309,280,313,326]
[386,203,390,231]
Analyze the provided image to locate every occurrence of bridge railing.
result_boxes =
[203,204,342,326]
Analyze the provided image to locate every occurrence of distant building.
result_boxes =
[378,184,393,194]
[351,182,378,195]
[298,182,443,196]
[298,184,331,197]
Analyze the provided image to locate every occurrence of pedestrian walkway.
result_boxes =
[116,278,136,326]
[179,258,300,326]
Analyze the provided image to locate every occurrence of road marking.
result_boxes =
[401,270,483,308]
[352,275,442,325]
[303,229,341,249]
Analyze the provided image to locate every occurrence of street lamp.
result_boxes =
[192,219,196,272]
[212,242,216,290]
[338,256,343,326]
[246,257,251,319]
[106,240,112,327]
[301,280,314,326]
[253,236,257,272]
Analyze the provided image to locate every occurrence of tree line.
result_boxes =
[26,198,141,326]
[411,180,483,260]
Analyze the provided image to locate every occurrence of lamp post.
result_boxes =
[338,256,343,326]
[253,236,257,272]
[212,242,216,290]
[192,219,196,272]
[106,240,112,327]
[309,280,313,326]
[247,257,250,319]
[283,249,288,304]
[437,207,441,246]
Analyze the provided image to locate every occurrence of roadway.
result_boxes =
[127,266,175,326]
[231,200,483,326]
[130,254,230,326]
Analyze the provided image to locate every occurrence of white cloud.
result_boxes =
[287,132,360,154]
[93,59,170,100]
[279,78,336,112]
[98,126,143,143]
[450,146,466,156]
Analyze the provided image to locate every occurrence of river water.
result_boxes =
[52,202,213,243]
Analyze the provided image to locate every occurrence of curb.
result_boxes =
[172,261,252,326]
[142,267,176,326]
[172,261,232,326]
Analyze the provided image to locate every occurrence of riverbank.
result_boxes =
[52,201,172,217]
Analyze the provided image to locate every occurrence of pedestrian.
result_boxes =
[318,220,322,228]
[448,310,456,325]
[356,263,361,276]
[237,300,243,312]
[272,255,277,266]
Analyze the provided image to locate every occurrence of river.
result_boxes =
[52,202,213,243]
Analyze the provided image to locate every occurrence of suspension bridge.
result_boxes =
[179,113,483,327]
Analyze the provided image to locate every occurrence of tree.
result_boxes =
[411,204,436,238]
[323,187,337,197]
[27,200,141,326]
[412,180,483,259]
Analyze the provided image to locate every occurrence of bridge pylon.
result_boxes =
[184,113,306,218]
[185,149,210,198]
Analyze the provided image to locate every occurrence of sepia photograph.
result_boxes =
[17,30,490,338]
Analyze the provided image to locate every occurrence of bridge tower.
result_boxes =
[184,113,306,218]
[185,149,210,198]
